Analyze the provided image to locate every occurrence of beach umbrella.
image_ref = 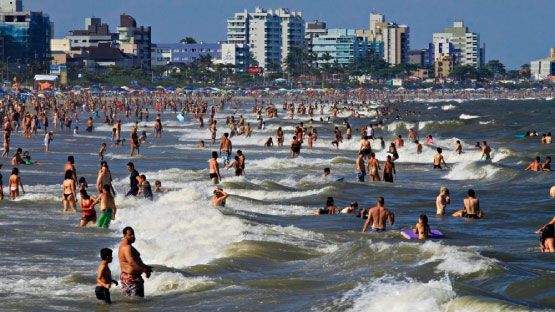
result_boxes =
[37,94,45,98]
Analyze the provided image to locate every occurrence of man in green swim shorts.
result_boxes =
[481,141,491,160]
[91,185,117,228]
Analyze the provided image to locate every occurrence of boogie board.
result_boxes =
[401,229,444,240]
[514,134,526,138]
[336,177,345,181]
[176,114,186,123]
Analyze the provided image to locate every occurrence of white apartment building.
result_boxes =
[434,21,483,67]
[530,48,555,80]
[367,13,409,65]
[226,7,304,71]
[275,8,304,68]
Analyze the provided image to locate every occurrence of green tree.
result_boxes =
[450,65,478,81]
[485,60,506,79]
[179,37,197,44]
[285,47,309,77]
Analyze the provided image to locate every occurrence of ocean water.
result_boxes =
[0,97,554,311]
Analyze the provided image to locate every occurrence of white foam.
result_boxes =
[459,114,479,119]
[441,104,457,110]
[111,183,246,269]
[343,276,455,312]
[144,273,213,296]
[443,161,501,181]
[0,275,90,298]
[417,241,496,275]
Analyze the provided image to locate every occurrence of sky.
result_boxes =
[26,0,555,69]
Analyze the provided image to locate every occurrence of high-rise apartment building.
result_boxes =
[312,29,367,67]
[433,21,484,67]
[226,7,304,71]
[0,0,52,63]
[64,17,117,50]
[117,14,151,69]
[305,20,327,55]
[356,13,409,65]
[530,48,555,80]
[368,13,409,65]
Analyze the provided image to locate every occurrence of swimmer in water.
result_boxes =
[413,214,431,240]
[525,156,543,171]
[481,141,491,160]
[367,152,381,182]
[8,167,25,200]
[455,140,462,155]
[539,224,555,252]
[321,167,331,179]
[264,137,274,147]
[356,151,366,182]
[452,189,483,219]
[95,248,118,304]
[209,151,221,184]
[212,188,228,207]
[340,201,358,214]
[314,197,338,215]
[99,143,107,161]
[415,140,422,154]
[436,187,450,215]
[153,180,170,193]
[433,148,449,169]
[361,197,394,232]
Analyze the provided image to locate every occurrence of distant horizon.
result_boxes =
[25,0,555,69]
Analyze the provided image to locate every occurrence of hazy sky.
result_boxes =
[26,0,555,69]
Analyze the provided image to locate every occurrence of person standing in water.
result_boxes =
[362,197,395,232]
[356,151,366,182]
[79,189,96,227]
[118,226,153,297]
[219,132,232,167]
[481,141,491,160]
[62,170,77,213]
[435,187,450,215]
[209,151,221,184]
[95,248,118,304]
[367,152,381,182]
[382,156,396,183]
[433,148,449,169]
[91,184,117,228]
[8,167,24,199]
[525,156,543,171]
[212,188,229,207]
[452,189,483,219]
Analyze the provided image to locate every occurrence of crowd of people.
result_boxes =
[0,88,552,304]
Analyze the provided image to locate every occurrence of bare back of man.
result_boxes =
[362,198,394,232]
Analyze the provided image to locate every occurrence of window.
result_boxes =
[173,49,179,52]
[182,57,188,61]
[200,49,205,52]
[181,49,187,52]
[191,49,196,52]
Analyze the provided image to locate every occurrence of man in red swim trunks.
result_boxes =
[118,227,153,297]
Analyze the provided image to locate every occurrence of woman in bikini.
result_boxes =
[8,167,24,200]
[62,170,77,213]
[79,189,97,227]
